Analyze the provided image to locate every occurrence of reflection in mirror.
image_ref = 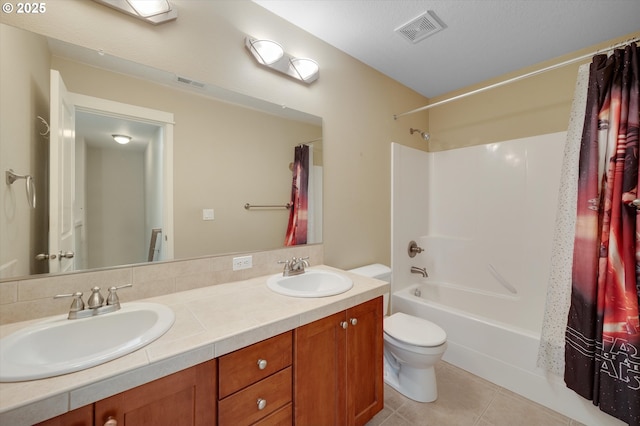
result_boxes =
[75,110,166,270]
[0,23,322,281]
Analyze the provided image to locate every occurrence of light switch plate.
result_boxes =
[202,209,214,220]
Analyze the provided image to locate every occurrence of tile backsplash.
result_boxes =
[0,245,323,325]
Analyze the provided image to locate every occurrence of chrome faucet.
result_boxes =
[54,284,132,319]
[410,266,428,277]
[278,256,310,276]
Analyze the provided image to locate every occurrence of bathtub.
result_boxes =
[391,284,625,426]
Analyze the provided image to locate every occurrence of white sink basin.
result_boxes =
[0,302,174,382]
[267,269,353,297]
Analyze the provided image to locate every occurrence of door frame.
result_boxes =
[70,92,175,263]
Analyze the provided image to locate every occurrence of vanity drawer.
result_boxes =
[218,331,292,398]
[218,367,292,426]
[253,402,292,426]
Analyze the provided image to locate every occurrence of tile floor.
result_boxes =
[366,361,586,426]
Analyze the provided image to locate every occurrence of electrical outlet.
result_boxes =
[232,255,252,271]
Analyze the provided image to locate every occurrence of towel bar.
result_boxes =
[6,169,36,209]
[244,203,292,210]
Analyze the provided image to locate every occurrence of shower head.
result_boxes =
[410,128,430,141]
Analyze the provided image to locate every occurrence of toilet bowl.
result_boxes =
[383,312,447,402]
[348,264,448,403]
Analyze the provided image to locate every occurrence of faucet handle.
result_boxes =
[278,259,292,270]
[106,284,133,307]
[54,291,85,312]
[87,287,105,309]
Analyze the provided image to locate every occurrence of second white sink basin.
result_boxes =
[0,302,174,382]
[267,269,353,297]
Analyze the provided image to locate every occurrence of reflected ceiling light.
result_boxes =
[112,134,132,145]
[245,37,319,84]
[92,0,177,25]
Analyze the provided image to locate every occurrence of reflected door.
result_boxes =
[48,70,76,273]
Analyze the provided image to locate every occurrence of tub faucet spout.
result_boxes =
[411,266,428,277]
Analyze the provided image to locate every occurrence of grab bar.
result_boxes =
[244,203,292,210]
[6,169,36,208]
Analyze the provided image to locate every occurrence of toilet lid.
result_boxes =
[384,312,447,347]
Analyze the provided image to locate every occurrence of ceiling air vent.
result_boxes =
[395,11,445,44]
[176,75,206,89]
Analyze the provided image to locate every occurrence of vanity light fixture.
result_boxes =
[245,37,319,84]
[92,0,177,25]
[246,39,284,65]
[112,134,132,145]
[289,58,319,82]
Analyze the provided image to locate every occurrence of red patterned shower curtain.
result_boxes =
[284,144,309,246]
[565,43,639,425]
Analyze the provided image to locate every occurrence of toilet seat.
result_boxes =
[384,312,446,347]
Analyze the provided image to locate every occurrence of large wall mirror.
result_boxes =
[0,23,323,281]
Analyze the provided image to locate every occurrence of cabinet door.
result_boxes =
[347,297,384,426]
[294,310,347,425]
[34,405,93,426]
[94,360,216,426]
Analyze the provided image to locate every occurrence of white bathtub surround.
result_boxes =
[391,134,566,334]
[390,135,626,425]
[537,63,589,376]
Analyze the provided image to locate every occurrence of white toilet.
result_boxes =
[349,264,447,402]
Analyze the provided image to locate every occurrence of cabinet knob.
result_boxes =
[257,358,268,370]
[104,417,117,426]
[257,398,267,410]
[350,318,358,326]
[340,321,348,329]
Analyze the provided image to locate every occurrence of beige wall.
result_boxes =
[0,24,50,278]
[425,31,640,151]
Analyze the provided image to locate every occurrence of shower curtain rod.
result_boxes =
[393,36,640,120]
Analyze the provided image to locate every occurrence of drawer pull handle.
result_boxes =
[104,417,118,426]
[350,318,358,326]
[340,321,348,329]
[257,398,267,410]
[257,358,268,370]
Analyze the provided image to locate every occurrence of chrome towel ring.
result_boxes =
[6,169,36,208]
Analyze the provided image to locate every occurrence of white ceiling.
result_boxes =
[252,0,640,98]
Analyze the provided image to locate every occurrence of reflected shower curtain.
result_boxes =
[565,43,639,425]
[284,145,309,246]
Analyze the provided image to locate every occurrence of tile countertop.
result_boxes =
[0,265,389,426]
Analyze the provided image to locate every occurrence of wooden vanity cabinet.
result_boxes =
[294,296,383,426]
[218,331,293,426]
[34,298,383,426]
[35,360,216,426]
[94,359,216,426]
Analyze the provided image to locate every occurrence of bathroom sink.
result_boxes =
[267,269,353,297]
[0,302,174,382]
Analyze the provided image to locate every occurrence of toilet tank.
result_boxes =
[348,263,391,282]
[348,264,391,315]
